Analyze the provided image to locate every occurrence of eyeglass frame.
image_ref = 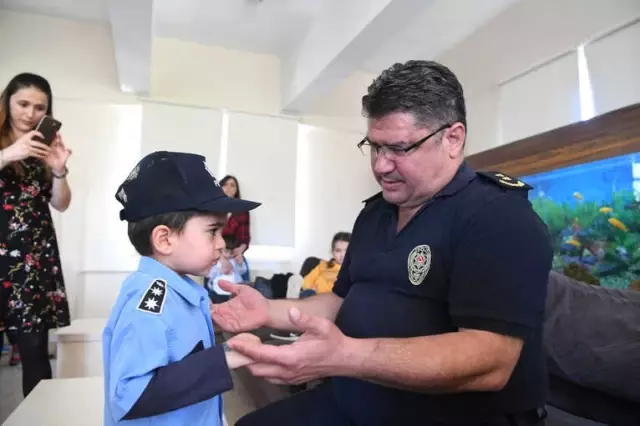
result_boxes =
[357,123,453,158]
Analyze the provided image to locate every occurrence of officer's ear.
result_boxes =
[443,122,466,158]
[150,224,175,255]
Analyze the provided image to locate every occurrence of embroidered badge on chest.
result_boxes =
[137,279,167,315]
[408,245,431,286]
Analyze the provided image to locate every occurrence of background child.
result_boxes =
[103,151,261,426]
[270,232,351,342]
[206,235,247,304]
[300,231,351,297]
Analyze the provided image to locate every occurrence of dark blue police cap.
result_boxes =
[115,151,261,222]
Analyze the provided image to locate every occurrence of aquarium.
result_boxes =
[522,153,640,289]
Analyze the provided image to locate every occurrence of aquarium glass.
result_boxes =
[522,153,640,289]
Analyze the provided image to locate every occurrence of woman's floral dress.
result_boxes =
[0,158,70,334]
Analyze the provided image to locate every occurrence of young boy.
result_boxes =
[102,151,261,426]
[206,235,247,304]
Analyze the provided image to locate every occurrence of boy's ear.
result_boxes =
[150,225,174,255]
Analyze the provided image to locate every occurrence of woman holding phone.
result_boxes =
[0,73,72,396]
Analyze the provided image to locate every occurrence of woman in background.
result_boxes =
[0,73,72,396]
[300,231,351,297]
[220,175,251,281]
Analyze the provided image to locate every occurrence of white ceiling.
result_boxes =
[3,0,637,115]
[1,0,522,110]
[360,0,520,74]
[153,0,325,57]
[0,0,108,22]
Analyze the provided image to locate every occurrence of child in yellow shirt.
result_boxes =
[271,232,351,342]
[300,232,351,296]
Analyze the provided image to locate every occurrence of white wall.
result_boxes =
[294,125,379,264]
[226,112,299,247]
[0,10,134,103]
[439,0,640,153]
[140,101,223,171]
[498,52,581,143]
[585,20,640,116]
[150,38,282,115]
[303,71,376,134]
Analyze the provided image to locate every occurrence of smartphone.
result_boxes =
[34,115,62,146]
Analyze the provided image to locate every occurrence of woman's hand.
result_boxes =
[1,130,50,163]
[44,133,72,174]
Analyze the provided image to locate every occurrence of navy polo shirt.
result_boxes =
[331,163,553,425]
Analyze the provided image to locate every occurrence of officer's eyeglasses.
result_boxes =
[357,123,452,159]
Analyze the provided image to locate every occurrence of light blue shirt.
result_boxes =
[102,256,223,426]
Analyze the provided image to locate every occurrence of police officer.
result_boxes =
[213,60,552,426]
[103,151,261,425]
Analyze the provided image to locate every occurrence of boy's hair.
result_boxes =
[128,210,210,256]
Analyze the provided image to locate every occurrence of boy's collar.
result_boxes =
[138,256,203,307]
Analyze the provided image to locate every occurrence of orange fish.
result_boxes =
[608,218,628,232]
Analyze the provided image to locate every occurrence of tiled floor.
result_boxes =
[0,353,28,424]
[0,349,255,425]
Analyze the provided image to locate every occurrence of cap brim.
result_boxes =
[197,196,261,214]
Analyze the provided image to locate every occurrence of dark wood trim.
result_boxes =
[466,103,640,177]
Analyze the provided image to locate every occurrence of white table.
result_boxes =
[3,377,229,426]
[3,377,103,426]
[55,318,107,378]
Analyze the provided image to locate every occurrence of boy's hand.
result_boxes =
[225,333,260,369]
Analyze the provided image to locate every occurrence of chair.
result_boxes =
[544,271,640,425]
[299,256,321,278]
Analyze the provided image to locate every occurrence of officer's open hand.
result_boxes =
[227,307,353,385]
[210,280,270,333]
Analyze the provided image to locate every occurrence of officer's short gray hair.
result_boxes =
[362,60,466,131]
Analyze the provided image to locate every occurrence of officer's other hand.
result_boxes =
[228,307,351,385]
[210,280,269,333]
[225,333,260,369]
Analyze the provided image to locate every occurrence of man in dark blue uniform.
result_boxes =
[213,60,553,426]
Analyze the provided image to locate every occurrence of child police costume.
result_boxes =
[102,151,260,425]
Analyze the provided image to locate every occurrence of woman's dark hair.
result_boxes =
[328,232,351,268]
[0,73,54,175]
[220,175,241,199]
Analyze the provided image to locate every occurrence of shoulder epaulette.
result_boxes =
[136,279,167,315]
[477,171,533,191]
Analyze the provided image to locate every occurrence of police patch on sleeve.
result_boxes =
[477,171,532,190]
[136,279,167,315]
